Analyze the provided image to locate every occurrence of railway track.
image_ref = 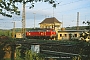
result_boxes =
[15,39,90,56]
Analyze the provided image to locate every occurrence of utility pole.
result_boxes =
[77,12,79,30]
[53,7,55,30]
[12,22,15,38]
[22,1,26,38]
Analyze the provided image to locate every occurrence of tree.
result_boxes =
[0,0,58,17]
[81,21,90,41]
[83,21,90,30]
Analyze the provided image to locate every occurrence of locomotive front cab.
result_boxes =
[44,29,57,40]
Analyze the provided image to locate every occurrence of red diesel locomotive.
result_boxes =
[26,29,57,39]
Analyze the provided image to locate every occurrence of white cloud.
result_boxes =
[0,0,90,29]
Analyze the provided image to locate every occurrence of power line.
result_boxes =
[58,0,85,6]
[56,5,90,14]
[39,0,87,11]
[27,0,89,18]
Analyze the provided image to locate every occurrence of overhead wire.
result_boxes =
[56,5,90,14]
[40,0,87,10]
[30,0,90,18]
[58,0,85,6]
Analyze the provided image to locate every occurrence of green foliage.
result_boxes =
[0,0,57,17]
[0,39,13,60]
[15,48,45,60]
[0,42,5,60]
[83,21,90,30]
[72,56,82,60]
[25,50,44,60]
[79,30,90,42]
[15,49,44,60]
[0,30,12,37]
[15,49,23,60]
[0,0,20,17]
[65,26,89,30]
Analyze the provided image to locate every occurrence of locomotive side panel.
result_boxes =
[26,31,45,39]
[26,29,57,40]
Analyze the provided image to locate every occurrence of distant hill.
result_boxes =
[0,26,89,33]
[65,26,89,30]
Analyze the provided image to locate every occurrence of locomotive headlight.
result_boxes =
[41,33,43,35]
[41,33,44,35]
[29,33,30,35]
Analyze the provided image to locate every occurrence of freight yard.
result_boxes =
[0,15,90,60]
[0,36,90,60]
[0,0,90,60]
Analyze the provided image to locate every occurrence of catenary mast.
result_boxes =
[77,12,79,30]
[22,1,26,38]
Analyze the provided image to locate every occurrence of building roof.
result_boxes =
[39,17,61,24]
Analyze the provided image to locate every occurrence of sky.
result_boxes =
[0,0,90,29]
